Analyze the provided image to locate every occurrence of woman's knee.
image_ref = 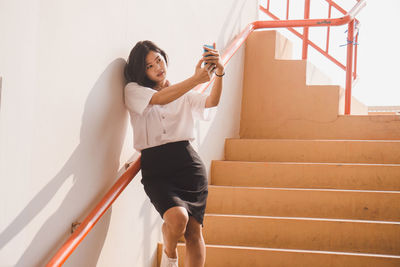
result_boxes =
[163,206,189,234]
[184,216,202,243]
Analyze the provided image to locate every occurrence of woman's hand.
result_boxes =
[203,46,224,75]
[154,79,170,90]
[192,58,212,84]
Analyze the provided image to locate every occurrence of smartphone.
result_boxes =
[203,44,214,66]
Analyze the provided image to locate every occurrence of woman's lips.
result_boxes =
[157,71,164,77]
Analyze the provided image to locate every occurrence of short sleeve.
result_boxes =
[124,82,157,115]
[186,90,213,121]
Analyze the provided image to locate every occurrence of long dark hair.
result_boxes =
[124,40,169,88]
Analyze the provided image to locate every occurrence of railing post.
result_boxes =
[302,0,311,59]
[345,19,355,115]
[354,27,358,80]
[326,2,332,53]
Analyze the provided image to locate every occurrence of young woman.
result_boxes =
[124,40,224,267]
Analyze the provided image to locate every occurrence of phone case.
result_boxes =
[203,44,214,65]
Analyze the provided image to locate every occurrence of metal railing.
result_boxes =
[260,0,365,114]
[46,1,366,265]
[46,157,141,266]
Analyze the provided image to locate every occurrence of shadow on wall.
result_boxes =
[215,0,247,51]
[195,0,247,170]
[0,58,128,267]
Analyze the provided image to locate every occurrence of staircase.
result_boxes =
[157,30,400,266]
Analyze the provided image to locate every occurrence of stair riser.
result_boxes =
[243,31,340,125]
[206,186,400,221]
[240,115,400,140]
[159,243,400,267]
[242,59,340,123]
[204,247,400,267]
[211,161,400,191]
[203,215,400,255]
[245,30,293,62]
[225,139,400,164]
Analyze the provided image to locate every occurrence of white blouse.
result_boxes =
[124,82,211,152]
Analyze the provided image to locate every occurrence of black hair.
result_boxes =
[124,40,169,88]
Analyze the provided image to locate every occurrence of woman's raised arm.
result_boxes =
[150,59,211,105]
[204,47,224,108]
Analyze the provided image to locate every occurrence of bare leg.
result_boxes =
[162,206,189,259]
[184,216,206,267]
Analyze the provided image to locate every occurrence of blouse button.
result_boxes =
[162,116,165,119]
[163,129,166,134]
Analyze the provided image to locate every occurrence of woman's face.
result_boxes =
[145,50,167,86]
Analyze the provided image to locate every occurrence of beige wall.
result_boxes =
[0,0,258,266]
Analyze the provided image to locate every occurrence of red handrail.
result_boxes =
[47,1,366,265]
[46,156,141,266]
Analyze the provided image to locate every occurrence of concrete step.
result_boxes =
[241,58,341,123]
[241,31,400,140]
[206,185,400,221]
[201,214,400,255]
[240,114,400,140]
[225,139,400,164]
[245,30,293,62]
[211,161,400,191]
[158,243,400,267]
[242,30,342,125]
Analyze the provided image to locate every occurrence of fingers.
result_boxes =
[203,54,219,63]
[196,58,204,69]
[204,59,219,66]
[193,58,212,84]
[203,45,217,53]
[206,63,216,71]
[202,48,221,67]
[206,63,217,77]
[203,46,219,58]
[202,51,219,58]
[203,56,220,62]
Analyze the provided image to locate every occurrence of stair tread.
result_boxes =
[227,138,400,142]
[208,185,400,194]
[214,160,400,166]
[211,160,400,191]
[225,138,400,164]
[204,213,400,224]
[170,243,400,259]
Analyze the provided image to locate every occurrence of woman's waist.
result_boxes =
[141,140,190,155]
[140,140,195,172]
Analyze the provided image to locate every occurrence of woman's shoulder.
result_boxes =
[125,81,141,91]
[125,82,157,93]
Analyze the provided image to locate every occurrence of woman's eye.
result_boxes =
[147,65,152,70]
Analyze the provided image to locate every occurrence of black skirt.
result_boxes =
[140,140,208,227]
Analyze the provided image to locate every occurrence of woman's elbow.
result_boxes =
[205,98,219,108]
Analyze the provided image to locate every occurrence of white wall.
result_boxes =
[0,0,258,266]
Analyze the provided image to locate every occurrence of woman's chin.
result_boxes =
[154,78,168,89]
[159,76,167,84]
